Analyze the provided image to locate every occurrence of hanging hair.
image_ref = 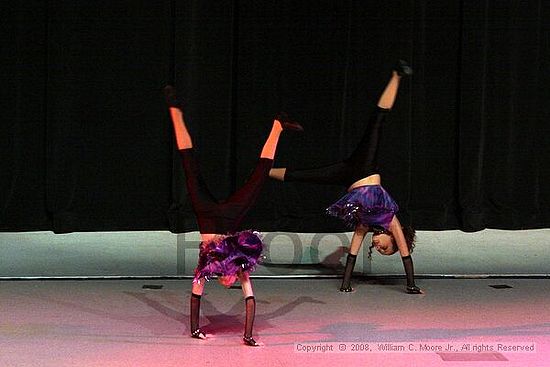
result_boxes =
[367,243,375,259]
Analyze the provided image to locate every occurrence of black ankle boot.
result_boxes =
[275,112,304,131]
[393,60,413,77]
[163,85,185,110]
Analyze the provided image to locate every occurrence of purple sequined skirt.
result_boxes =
[194,230,263,282]
[326,185,398,229]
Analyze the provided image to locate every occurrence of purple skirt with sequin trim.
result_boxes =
[194,230,263,282]
[326,185,398,229]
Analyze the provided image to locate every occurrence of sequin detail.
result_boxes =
[326,185,398,229]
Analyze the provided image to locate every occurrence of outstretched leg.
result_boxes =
[260,118,283,160]
[164,85,193,150]
[270,161,354,186]
[346,62,411,167]
[272,62,412,186]
[224,117,303,228]
[261,114,303,159]
[164,86,218,216]
[377,65,408,110]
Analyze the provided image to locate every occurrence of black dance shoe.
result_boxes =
[274,112,304,131]
[393,60,413,77]
[163,85,185,110]
[191,329,207,339]
[243,335,260,347]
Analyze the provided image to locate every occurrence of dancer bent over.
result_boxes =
[269,61,421,294]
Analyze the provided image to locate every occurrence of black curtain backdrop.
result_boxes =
[2,1,549,234]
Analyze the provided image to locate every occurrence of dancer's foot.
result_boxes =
[393,60,413,77]
[163,85,185,110]
[243,336,260,347]
[275,112,304,131]
[191,329,206,340]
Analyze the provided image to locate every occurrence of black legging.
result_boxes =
[284,106,389,187]
[179,148,273,234]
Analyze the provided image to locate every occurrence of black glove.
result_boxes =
[402,255,422,294]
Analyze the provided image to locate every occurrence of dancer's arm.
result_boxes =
[388,216,409,256]
[389,216,422,294]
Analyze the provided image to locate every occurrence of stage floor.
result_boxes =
[1,278,549,367]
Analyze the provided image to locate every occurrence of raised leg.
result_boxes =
[164,86,218,211]
[345,61,412,172]
[222,119,291,222]
[377,70,403,110]
[260,120,284,160]
[164,86,193,150]
[276,161,354,186]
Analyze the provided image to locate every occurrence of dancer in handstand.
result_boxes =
[164,86,302,346]
[269,61,421,294]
